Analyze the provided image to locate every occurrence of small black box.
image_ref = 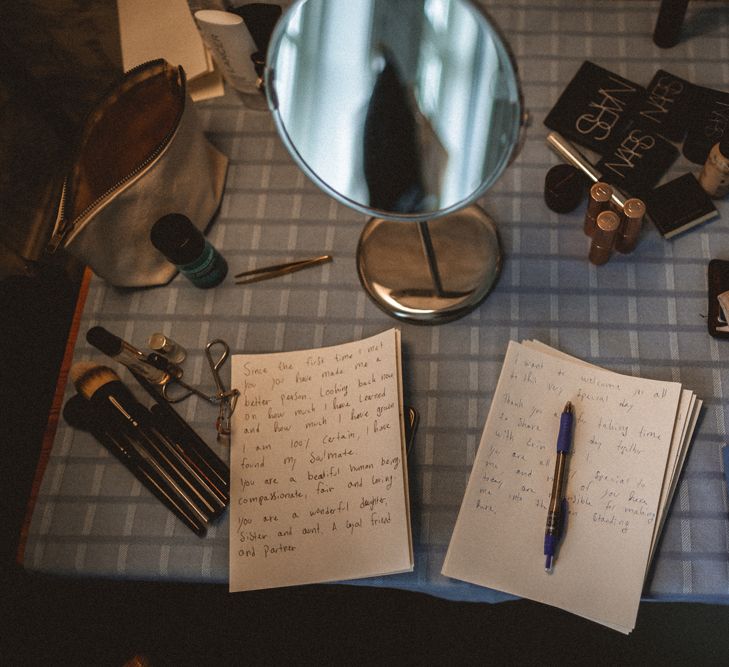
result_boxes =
[645,173,719,239]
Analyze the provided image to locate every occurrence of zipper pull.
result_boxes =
[47,229,66,254]
[47,180,69,254]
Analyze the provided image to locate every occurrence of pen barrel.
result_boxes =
[557,411,573,454]
[547,452,568,516]
[545,510,561,536]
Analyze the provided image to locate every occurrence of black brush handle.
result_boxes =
[64,395,208,537]
[150,406,230,506]
[89,379,224,522]
[131,370,230,492]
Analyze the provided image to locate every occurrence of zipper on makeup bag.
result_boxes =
[47,60,186,254]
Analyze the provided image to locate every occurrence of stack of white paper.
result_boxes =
[443,340,700,633]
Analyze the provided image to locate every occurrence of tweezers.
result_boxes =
[234,254,332,285]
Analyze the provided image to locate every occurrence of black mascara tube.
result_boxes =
[87,325,171,385]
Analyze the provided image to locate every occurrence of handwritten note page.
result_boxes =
[229,329,413,592]
[442,341,682,633]
[522,339,699,563]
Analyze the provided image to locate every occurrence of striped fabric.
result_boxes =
[24,1,729,603]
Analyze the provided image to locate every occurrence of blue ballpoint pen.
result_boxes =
[544,401,574,572]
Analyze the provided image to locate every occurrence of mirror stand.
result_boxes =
[356,205,501,324]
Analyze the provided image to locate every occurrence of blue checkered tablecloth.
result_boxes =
[23,1,729,603]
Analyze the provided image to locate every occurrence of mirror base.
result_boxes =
[356,205,502,324]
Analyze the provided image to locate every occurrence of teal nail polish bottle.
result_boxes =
[151,213,228,288]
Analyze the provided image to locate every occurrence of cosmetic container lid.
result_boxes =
[622,198,646,222]
[151,214,205,265]
[593,210,621,244]
[589,182,613,204]
[544,164,585,213]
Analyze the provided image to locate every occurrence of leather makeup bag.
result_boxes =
[48,59,228,287]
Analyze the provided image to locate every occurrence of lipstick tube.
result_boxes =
[615,198,646,254]
[589,210,621,265]
[585,183,613,237]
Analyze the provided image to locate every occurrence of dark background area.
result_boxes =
[2,2,729,665]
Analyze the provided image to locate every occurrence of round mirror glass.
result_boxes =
[267,0,521,221]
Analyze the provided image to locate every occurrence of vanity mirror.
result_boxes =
[265,0,523,323]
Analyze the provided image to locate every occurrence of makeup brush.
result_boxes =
[70,362,161,437]
[131,369,230,496]
[70,362,223,523]
[63,394,208,536]
[127,363,229,504]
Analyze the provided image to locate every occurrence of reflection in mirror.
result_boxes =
[267,0,523,322]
